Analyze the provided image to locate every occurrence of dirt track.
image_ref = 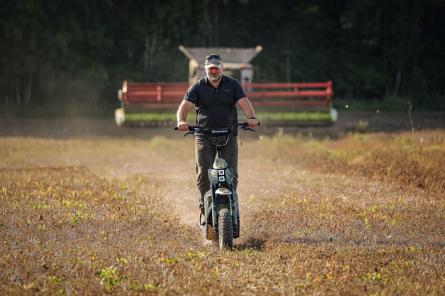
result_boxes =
[1,114,445,294]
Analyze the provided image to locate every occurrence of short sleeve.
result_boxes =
[184,82,199,104]
[234,81,246,102]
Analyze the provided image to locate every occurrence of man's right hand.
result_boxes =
[177,121,189,131]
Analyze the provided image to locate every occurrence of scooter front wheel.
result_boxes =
[218,208,233,249]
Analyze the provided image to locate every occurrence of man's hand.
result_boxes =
[177,121,189,131]
[247,118,257,128]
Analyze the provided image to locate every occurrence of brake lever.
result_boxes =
[183,131,194,137]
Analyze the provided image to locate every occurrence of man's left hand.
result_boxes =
[247,118,257,128]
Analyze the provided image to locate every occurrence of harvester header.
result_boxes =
[115,46,337,126]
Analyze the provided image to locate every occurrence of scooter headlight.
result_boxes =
[209,169,225,183]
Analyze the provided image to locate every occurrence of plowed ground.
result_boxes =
[1,123,444,295]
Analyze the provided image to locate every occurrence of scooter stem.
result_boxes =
[216,147,223,159]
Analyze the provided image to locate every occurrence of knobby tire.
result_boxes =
[218,208,233,249]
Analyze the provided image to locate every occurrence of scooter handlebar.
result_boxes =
[174,122,260,135]
[237,122,260,130]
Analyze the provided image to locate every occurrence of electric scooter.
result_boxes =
[176,122,257,249]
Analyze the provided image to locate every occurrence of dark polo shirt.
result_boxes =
[184,75,246,136]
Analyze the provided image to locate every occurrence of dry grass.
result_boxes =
[0,167,203,294]
[1,129,444,295]
[258,130,445,197]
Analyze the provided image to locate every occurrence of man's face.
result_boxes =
[206,66,222,82]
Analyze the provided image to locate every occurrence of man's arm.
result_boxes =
[237,97,258,127]
[176,99,194,131]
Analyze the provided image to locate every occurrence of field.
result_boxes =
[1,115,445,295]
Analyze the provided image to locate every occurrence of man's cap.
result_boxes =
[205,54,222,69]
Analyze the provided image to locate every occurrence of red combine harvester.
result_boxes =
[115,46,337,126]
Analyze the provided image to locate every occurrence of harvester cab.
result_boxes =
[178,45,263,85]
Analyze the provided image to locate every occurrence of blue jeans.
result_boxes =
[195,135,238,207]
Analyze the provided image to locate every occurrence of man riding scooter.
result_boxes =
[176,54,257,216]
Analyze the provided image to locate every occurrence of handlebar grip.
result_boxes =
[174,126,179,130]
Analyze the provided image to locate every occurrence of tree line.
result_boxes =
[1,0,444,110]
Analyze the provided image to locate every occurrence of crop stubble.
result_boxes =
[0,130,444,295]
